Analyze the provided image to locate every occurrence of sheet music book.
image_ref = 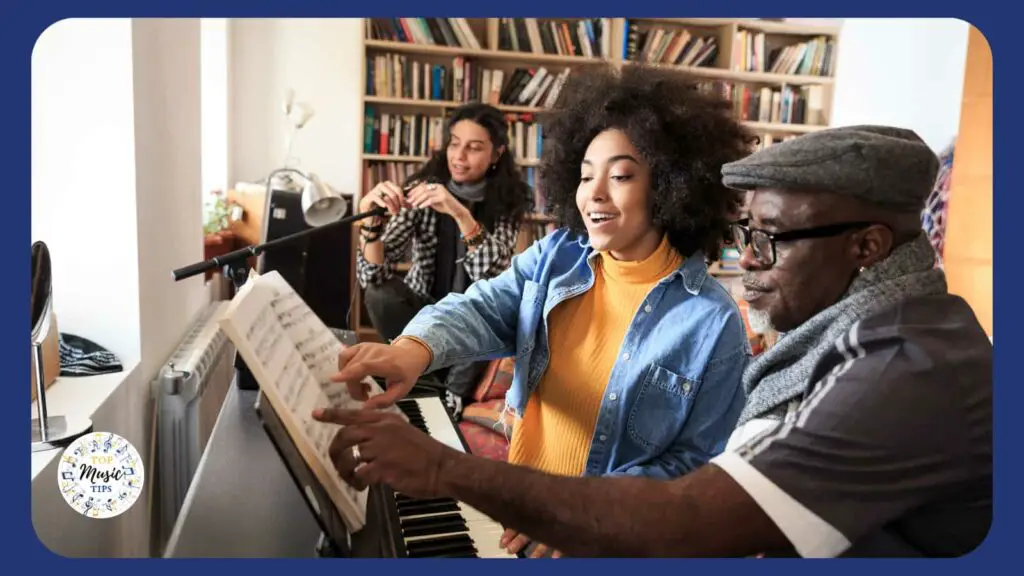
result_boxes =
[217,270,400,534]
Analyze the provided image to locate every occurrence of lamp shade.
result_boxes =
[301,173,347,227]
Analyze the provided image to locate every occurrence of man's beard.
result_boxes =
[747,306,775,335]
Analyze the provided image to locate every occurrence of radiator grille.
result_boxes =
[151,301,235,555]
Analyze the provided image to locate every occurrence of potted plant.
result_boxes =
[203,190,237,276]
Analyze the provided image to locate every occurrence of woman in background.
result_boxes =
[356,102,533,400]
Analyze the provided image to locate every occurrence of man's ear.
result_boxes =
[852,224,895,269]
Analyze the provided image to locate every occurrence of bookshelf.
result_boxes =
[353,17,841,340]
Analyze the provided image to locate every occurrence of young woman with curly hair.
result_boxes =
[356,102,533,398]
[333,64,756,556]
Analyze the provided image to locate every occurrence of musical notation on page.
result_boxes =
[217,270,376,532]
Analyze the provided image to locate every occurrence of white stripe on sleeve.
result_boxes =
[711,451,852,558]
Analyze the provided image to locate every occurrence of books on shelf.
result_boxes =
[733,30,834,76]
[699,80,826,126]
[366,17,481,50]
[217,270,405,533]
[497,18,612,59]
[363,110,446,157]
[367,52,572,111]
[363,108,545,166]
[626,26,719,67]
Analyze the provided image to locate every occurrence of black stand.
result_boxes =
[171,204,386,283]
[226,261,261,391]
[315,533,345,558]
[173,205,386,391]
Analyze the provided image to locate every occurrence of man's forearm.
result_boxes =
[434,451,689,557]
[434,450,787,557]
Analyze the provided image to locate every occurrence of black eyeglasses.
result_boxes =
[730,218,878,266]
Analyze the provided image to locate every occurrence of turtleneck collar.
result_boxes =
[599,234,683,285]
[448,177,487,203]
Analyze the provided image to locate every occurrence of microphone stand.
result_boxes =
[172,205,387,284]
[173,204,386,390]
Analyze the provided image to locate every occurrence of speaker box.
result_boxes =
[258,187,354,329]
[237,187,355,390]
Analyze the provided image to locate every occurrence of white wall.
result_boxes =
[31,18,142,365]
[830,18,970,152]
[201,19,230,197]
[229,18,364,198]
[31,18,208,558]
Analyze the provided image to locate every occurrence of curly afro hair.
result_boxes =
[538,63,757,260]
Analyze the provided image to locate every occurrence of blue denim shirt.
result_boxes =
[402,228,750,480]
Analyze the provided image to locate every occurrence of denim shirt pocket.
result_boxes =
[516,280,545,358]
[626,364,700,453]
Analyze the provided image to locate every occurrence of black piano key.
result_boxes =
[401,511,466,528]
[396,495,453,505]
[405,533,478,557]
[398,500,461,516]
[396,402,432,435]
[397,401,422,416]
[401,517,470,538]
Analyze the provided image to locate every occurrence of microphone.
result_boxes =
[171,205,387,282]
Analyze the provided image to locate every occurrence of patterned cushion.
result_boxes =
[461,398,514,437]
[458,421,509,461]
[472,357,515,402]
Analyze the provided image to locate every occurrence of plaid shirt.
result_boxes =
[356,206,522,300]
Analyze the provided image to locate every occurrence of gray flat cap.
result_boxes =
[721,125,940,212]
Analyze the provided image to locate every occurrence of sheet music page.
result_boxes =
[218,272,369,526]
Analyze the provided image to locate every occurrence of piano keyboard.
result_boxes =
[401,398,466,455]
[387,397,518,559]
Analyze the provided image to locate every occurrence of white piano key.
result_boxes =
[412,398,466,453]
[402,520,517,558]
[391,398,516,558]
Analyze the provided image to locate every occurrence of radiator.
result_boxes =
[150,300,236,555]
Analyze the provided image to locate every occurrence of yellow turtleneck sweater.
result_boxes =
[506,234,683,476]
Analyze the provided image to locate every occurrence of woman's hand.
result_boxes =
[333,339,432,410]
[360,181,408,220]
[406,182,467,219]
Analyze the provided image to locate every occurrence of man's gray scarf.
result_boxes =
[738,233,948,425]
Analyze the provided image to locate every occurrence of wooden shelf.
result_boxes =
[709,262,743,277]
[365,39,608,66]
[744,121,826,134]
[355,18,842,332]
[630,17,841,38]
[363,153,430,162]
[363,153,540,167]
[365,95,546,114]
[364,98,828,136]
[623,60,834,85]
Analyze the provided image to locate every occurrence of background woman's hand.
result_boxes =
[405,182,465,218]
[359,181,407,218]
[335,340,432,409]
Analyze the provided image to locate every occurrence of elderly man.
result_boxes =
[314,125,992,558]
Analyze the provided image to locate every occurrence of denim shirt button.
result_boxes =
[599,434,608,442]
[621,352,630,361]
[608,393,617,401]
[644,305,652,313]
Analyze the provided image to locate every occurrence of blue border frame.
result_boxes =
[6,1,1015,571]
